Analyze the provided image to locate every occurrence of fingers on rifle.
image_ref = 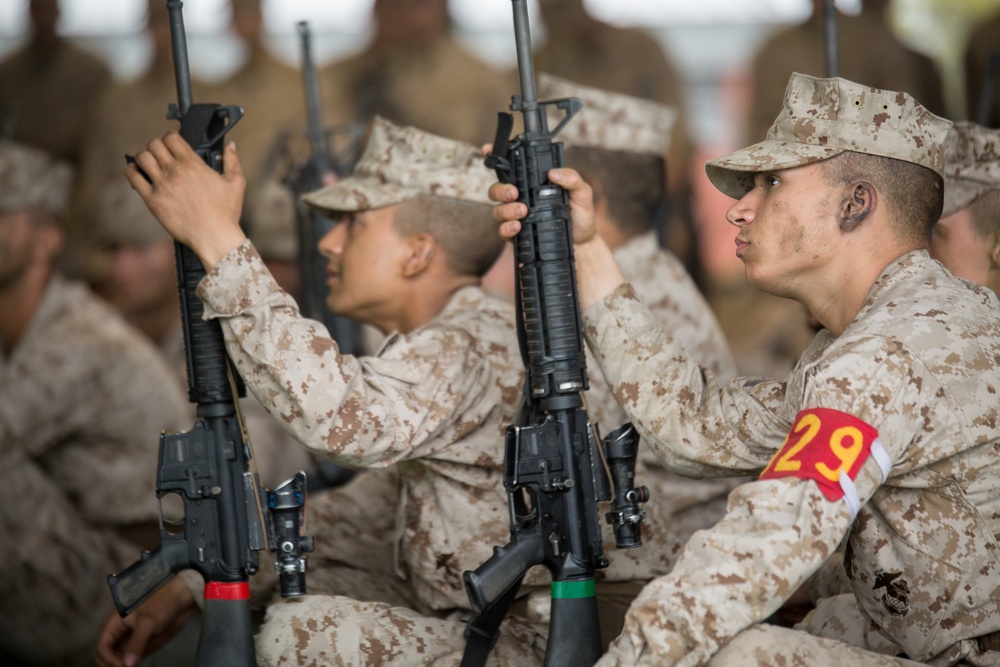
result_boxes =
[222,141,244,182]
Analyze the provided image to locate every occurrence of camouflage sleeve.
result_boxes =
[197,240,498,468]
[597,337,920,666]
[582,283,790,477]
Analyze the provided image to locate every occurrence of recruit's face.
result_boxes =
[106,239,178,317]
[929,208,994,286]
[0,210,35,288]
[317,205,409,328]
[725,162,841,298]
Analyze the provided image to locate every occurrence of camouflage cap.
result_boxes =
[97,180,171,246]
[0,140,74,217]
[705,73,953,199]
[302,116,494,215]
[537,72,678,156]
[941,121,1000,217]
[247,177,297,261]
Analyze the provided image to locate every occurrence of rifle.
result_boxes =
[107,3,312,665]
[286,20,363,356]
[823,0,839,78]
[462,2,649,665]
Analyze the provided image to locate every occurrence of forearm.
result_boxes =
[198,242,485,468]
[583,283,782,476]
[575,236,627,311]
[599,480,852,666]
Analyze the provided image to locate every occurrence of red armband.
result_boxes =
[760,407,883,507]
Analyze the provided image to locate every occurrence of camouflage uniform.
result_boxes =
[0,277,191,665]
[538,74,744,556]
[0,140,189,665]
[184,119,543,665]
[590,76,1000,665]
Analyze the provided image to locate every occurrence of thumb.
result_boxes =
[222,142,244,183]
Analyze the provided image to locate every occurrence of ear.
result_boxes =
[401,233,436,278]
[35,219,64,261]
[990,232,1000,270]
[838,181,876,233]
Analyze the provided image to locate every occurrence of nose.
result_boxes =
[318,219,348,258]
[726,189,758,228]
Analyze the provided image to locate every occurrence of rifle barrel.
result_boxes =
[166,0,193,115]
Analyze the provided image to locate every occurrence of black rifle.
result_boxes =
[286,20,362,356]
[284,20,362,490]
[107,3,312,665]
[823,0,839,79]
[462,2,648,665]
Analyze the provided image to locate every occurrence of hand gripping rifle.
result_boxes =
[286,20,363,355]
[107,3,312,665]
[461,2,649,665]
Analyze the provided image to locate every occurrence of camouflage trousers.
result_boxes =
[0,458,135,665]
[706,595,1000,667]
[301,467,419,608]
[255,595,546,666]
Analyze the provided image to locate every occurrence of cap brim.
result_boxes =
[705,140,845,199]
[302,176,422,215]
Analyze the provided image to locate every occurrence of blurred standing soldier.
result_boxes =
[0,0,111,167]
[534,0,698,277]
[0,0,113,282]
[537,73,745,543]
[74,0,202,287]
[963,9,1000,128]
[320,0,513,146]
[200,0,306,213]
[930,120,1000,293]
[94,179,317,491]
[0,142,189,665]
[746,0,946,145]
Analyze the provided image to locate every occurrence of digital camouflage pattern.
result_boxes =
[303,116,497,214]
[583,232,745,554]
[584,251,1000,666]
[197,242,531,609]
[256,593,547,667]
[0,276,189,664]
[942,121,1000,217]
[706,73,953,200]
[537,73,678,157]
[0,140,73,217]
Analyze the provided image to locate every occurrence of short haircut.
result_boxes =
[969,190,1000,240]
[393,195,504,278]
[821,151,944,243]
[564,145,666,237]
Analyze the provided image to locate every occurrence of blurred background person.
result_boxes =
[930,120,1000,293]
[95,179,322,491]
[319,0,513,146]
[963,7,1000,128]
[0,141,188,666]
[73,0,205,289]
[745,0,946,144]
[534,0,699,281]
[0,0,112,283]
